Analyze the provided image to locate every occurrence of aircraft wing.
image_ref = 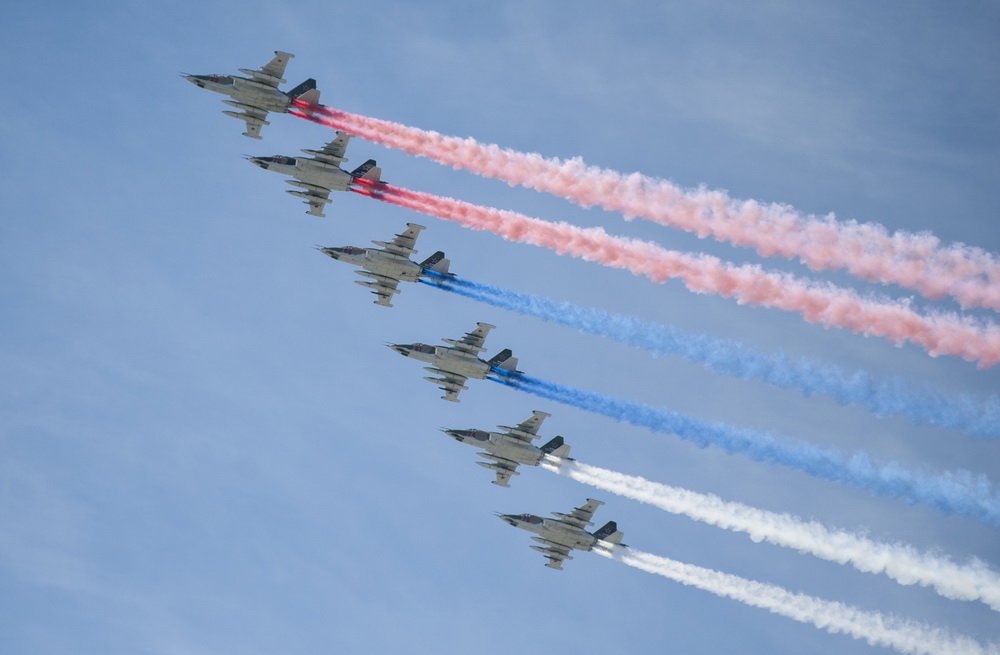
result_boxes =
[529,537,574,570]
[284,181,332,217]
[476,453,520,487]
[423,368,469,403]
[373,223,424,258]
[441,322,495,355]
[220,102,270,139]
[240,107,268,139]
[311,131,352,165]
[247,51,293,86]
[354,271,401,307]
[551,498,604,529]
[498,410,551,443]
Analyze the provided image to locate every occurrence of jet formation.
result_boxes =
[444,410,572,487]
[185,50,624,572]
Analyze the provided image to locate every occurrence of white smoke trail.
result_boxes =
[542,459,1000,612]
[598,547,998,655]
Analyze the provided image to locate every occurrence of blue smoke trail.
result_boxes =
[487,370,1000,525]
[420,273,999,439]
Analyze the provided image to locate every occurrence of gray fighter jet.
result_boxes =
[184,51,320,139]
[389,322,521,402]
[498,499,625,570]
[247,131,382,217]
[317,223,452,307]
[443,410,572,487]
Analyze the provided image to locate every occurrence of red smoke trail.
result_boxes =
[292,102,1000,312]
[353,180,1000,367]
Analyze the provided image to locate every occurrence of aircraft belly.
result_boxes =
[491,443,538,465]
[436,358,489,379]
[537,532,578,550]
[299,167,350,190]
[232,84,288,111]
[365,261,416,279]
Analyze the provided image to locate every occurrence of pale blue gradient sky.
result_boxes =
[1,2,998,653]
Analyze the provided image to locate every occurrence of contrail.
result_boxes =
[490,373,1000,524]
[541,458,1000,611]
[352,181,1000,367]
[420,273,1000,439]
[292,102,1000,312]
[596,547,998,655]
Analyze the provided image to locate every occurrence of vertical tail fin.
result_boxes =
[487,349,520,372]
[287,78,320,105]
[592,521,624,545]
[419,251,453,275]
[540,435,571,459]
[351,159,382,182]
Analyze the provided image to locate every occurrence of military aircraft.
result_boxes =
[443,410,572,487]
[317,223,452,307]
[184,51,320,139]
[498,498,625,570]
[247,131,382,217]
[389,322,521,402]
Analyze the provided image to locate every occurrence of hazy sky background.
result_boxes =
[2,1,999,653]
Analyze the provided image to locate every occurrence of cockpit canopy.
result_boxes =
[200,74,234,85]
[340,246,365,256]
[411,343,436,354]
[520,514,542,524]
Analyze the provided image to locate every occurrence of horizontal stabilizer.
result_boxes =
[540,436,571,459]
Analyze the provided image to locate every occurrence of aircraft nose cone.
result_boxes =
[388,344,408,356]
[496,513,518,526]
[443,429,465,441]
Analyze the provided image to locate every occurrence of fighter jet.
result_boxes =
[317,223,452,307]
[498,499,625,570]
[184,51,320,139]
[443,410,572,487]
[247,131,382,217]
[389,322,521,402]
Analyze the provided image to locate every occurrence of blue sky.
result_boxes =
[2,1,998,653]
